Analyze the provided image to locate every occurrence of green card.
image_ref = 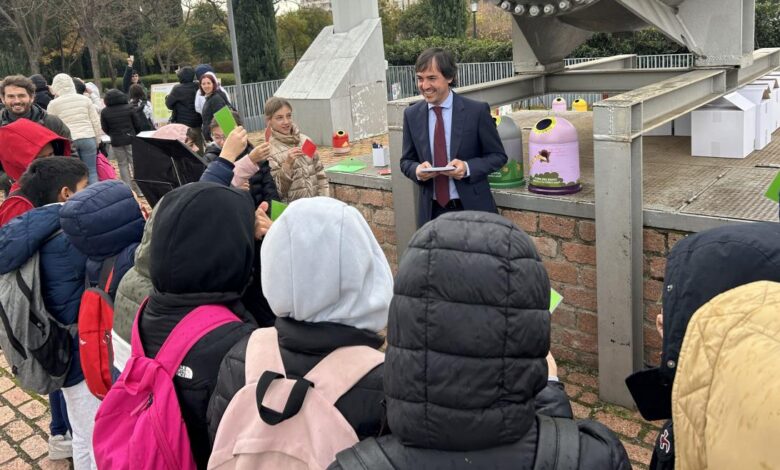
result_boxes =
[325,159,366,174]
[550,288,563,313]
[214,106,237,137]
[270,200,288,221]
[765,171,780,203]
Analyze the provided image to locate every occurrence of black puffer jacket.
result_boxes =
[207,317,386,443]
[200,90,230,142]
[100,89,141,146]
[166,67,202,128]
[331,211,630,470]
[138,183,258,470]
[30,74,53,110]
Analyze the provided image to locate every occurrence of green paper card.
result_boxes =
[550,288,563,313]
[326,159,366,174]
[214,106,237,137]
[765,171,780,203]
[270,200,288,221]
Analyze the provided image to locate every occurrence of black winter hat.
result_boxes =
[149,182,255,296]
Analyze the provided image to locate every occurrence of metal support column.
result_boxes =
[593,69,728,406]
[593,104,644,407]
[226,0,245,125]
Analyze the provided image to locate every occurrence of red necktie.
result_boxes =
[432,106,450,207]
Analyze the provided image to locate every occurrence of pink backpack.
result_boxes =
[93,301,239,470]
[96,151,117,181]
[208,327,384,470]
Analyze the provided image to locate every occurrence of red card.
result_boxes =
[301,139,317,158]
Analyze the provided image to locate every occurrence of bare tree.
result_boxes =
[0,0,55,74]
[60,0,133,91]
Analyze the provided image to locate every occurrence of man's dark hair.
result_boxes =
[415,48,458,87]
[18,157,88,207]
[0,75,35,97]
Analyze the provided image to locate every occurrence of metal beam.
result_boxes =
[732,48,780,89]
[454,73,545,107]
[592,65,733,407]
[566,54,638,70]
[594,70,727,137]
[547,69,688,94]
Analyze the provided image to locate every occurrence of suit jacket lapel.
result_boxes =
[417,101,432,164]
[450,92,465,160]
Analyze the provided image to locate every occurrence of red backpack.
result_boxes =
[78,256,117,399]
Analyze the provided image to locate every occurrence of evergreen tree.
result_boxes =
[429,0,468,39]
[233,0,282,82]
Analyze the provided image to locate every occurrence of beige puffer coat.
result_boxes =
[267,127,329,203]
[672,280,780,470]
[47,73,102,141]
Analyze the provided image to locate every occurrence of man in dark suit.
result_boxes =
[400,48,507,227]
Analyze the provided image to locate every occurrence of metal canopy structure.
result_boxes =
[387,48,780,406]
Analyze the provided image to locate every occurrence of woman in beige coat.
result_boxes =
[48,73,103,184]
[672,281,780,470]
[263,97,328,203]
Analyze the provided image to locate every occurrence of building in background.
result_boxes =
[298,0,332,9]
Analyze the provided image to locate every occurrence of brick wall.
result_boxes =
[331,183,689,370]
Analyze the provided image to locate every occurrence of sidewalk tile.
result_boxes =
[20,435,47,460]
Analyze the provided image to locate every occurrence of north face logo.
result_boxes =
[176,365,193,380]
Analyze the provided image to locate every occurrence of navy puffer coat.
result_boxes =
[60,180,145,297]
[0,205,87,386]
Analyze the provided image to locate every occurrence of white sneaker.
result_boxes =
[48,432,72,460]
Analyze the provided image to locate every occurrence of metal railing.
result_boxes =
[221,54,695,131]
[222,79,285,132]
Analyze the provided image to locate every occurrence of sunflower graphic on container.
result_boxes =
[528,117,582,195]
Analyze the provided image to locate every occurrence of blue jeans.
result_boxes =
[49,390,71,435]
[74,138,98,184]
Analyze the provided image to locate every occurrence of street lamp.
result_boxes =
[471,0,479,39]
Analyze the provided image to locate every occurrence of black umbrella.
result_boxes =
[131,136,207,207]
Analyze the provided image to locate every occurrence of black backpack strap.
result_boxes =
[534,414,580,470]
[98,255,118,296]
[334,437,395,470]
[255,371,313,426]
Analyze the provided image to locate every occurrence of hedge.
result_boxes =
[386,38,512,65]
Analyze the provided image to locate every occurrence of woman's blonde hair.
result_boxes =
[264,97,293,119]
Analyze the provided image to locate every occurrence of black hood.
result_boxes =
[385,211,550,451]
[104,88,129,106]
[29,74,47,91]
[178,66,195,83]
[149,182,255,296]
[628,222,780,421]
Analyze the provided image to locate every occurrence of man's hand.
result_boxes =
[249,142,271,164]
[254,201,273,239]
[443,158,467,180]
[415,161,436,181]
[656,313,664,339]
[219,126,247,163]
[127,55,134,67]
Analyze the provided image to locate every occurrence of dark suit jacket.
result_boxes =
[400,92,507,227]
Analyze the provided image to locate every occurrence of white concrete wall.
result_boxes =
[275,1,387,146]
